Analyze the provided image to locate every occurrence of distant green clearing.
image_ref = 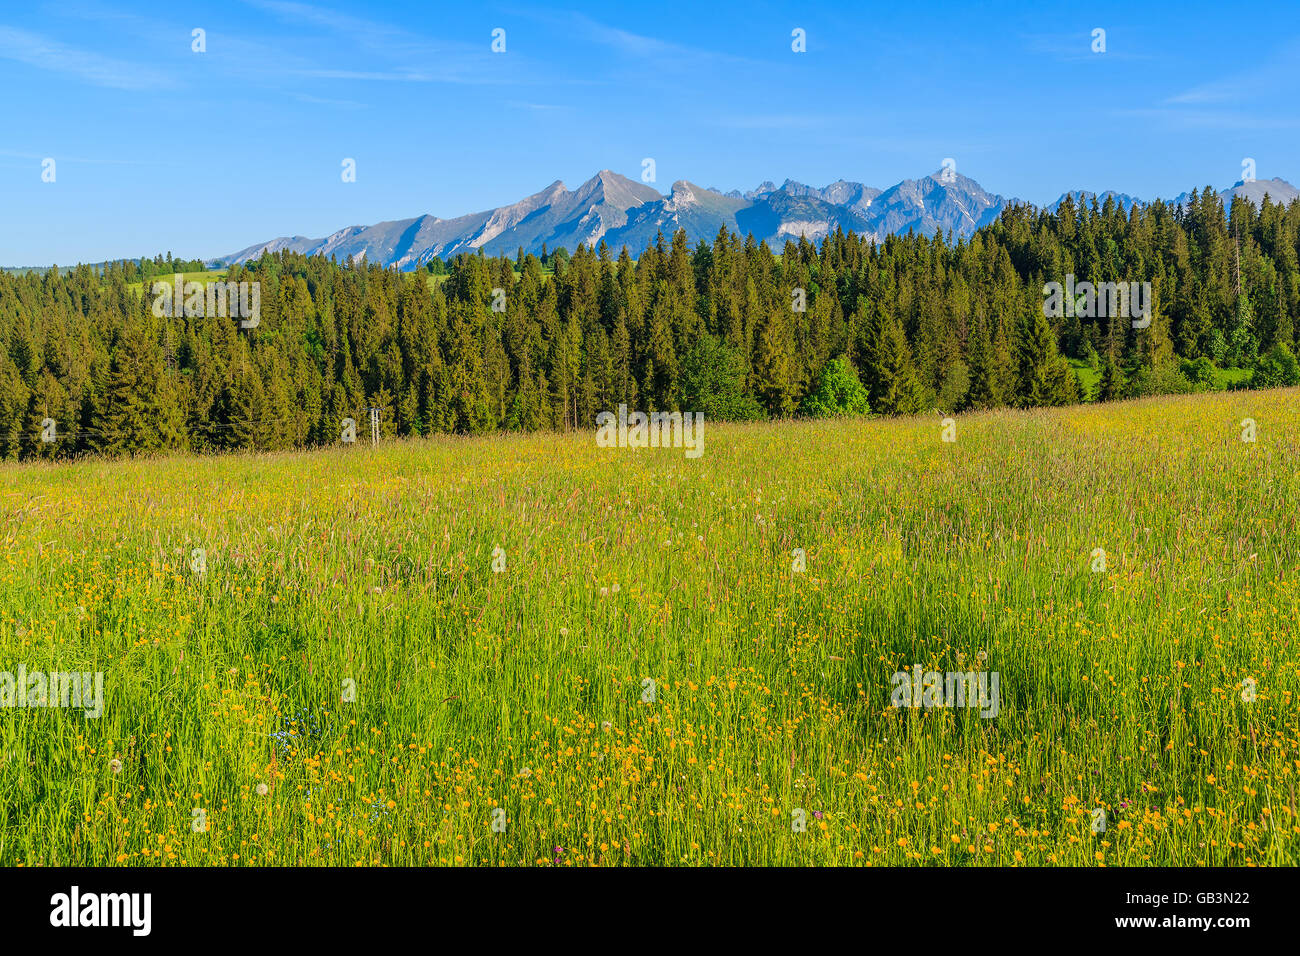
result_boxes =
[1068,359,1101,398]
[1216,366,1252,387]
[126,270,228,295]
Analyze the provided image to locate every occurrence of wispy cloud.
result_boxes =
[293,92,366,109]
[1111,108,1300,132]
[290,67,507,85]
[1020,31,1150,63]
[244,0,507,84]
[506,100,569,112]
[0,25,172,90]
[1126,40,1300,131]
[245,0,410,53]
[717,114,839,130]
[1165,81,1238,105]
[567,12,762,70]
[0,147,173,166]
[1163,42,1300,105]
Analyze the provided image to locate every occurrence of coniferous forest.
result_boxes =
[3,186,1299,460]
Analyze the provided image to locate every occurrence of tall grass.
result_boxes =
[1,389,1297,865]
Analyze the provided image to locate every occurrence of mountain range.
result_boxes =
[216,171,1300,271]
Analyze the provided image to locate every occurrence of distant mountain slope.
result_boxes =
[855,172,1010,240]
[219,168,1006,269]
[1048,190,1144,214]
[215,171,1299,271]
[1169,178,1300,211]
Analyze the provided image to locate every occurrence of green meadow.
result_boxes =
[1,388,1297,866]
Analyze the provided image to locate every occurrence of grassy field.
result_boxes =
[1,390,1298,866]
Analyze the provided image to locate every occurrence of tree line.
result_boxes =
[2,185,1299,460]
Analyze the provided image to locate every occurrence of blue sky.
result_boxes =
[2,0,1298,265]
